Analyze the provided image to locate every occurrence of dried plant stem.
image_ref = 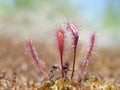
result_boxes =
[28,40,50,80]
[71,46,77,79]
[60,54,64,77]
[78,33,96,81]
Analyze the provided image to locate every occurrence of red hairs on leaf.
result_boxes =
[27,39,50,80]
[56,28,65,77]
[78,32,96,81]
[66,20,79,79]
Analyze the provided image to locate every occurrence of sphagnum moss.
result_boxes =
[0,73,119,90]
[39,74,119,90]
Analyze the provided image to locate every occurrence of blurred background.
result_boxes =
[0,0,120,46]
[0,0,120,82]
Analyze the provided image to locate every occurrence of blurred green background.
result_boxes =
[0,0,120,47]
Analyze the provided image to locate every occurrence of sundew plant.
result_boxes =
[27,20,118,90]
